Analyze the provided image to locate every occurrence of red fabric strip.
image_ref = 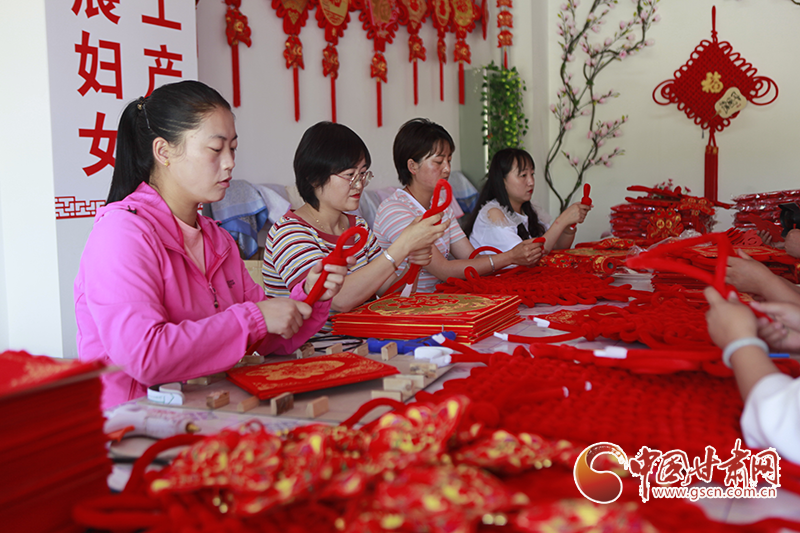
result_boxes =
[293,67,300,122]
[376,80,382,127]
[331,76,337,123]
[231,45,240,107]
[413,60,419,106]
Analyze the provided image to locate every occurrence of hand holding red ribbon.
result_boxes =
[304,226,368,305]
[385,179,453,295]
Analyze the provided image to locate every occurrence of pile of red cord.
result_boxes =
[436,266,646,307]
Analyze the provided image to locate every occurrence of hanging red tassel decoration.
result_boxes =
[496,0,513,69]
[317,0,353,123]
[431,0,451,102]
[356,0,401,127]
[398,0,428,106]
[224,0,252,108]
[271,0,312,121]
[451,0,478,106]
[480,0,488,40]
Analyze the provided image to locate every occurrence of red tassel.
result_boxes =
[503,49,508,70]
[439,61,444,101]
[331,76,337,123]
[704,135,718,202]
[458,62,465,105]
[376,81,382,127]
[482,0,488,40]
[231,45,240,107]
[293,67,300,122]
[413,60,419,106]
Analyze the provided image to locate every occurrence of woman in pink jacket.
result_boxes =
[75,81,346,410]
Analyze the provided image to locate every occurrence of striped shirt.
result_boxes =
[373,188,466,293]
[262,210,383,299]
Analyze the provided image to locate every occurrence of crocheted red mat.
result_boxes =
[435,266,646,307]
[533,291,715,350]
[417,350,800,477]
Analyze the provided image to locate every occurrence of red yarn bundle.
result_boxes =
[436,266,646,307]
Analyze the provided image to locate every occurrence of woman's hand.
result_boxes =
[508,239,544,267]
[256,298,313,339]
[395,214,449,258]
[751,301,800,352]
[704,286,758,349]
[725,249,774,295]
[407,246,434,267]
[303,258,353,302]
[556,202,592,227]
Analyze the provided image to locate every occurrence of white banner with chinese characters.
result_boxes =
[44,0,197,357]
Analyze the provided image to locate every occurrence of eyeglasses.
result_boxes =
[335,170,374,189]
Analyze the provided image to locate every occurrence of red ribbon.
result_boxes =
[304,226,368,305]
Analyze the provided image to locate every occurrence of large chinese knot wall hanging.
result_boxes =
[653,7,778,202]
[451,0,479,105]
[271,0,313,121]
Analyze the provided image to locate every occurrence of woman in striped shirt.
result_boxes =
[263,122,446,312]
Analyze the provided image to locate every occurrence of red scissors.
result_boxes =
[304,226,369,305]
[385,179,453,296]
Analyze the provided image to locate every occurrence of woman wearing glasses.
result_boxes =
[263,121,447,312]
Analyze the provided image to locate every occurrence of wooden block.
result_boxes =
[409,362,437,378]
[383,377,413,392]
[187,372,227,386]
[270,392,294,415]
[206,390,230,409]
[242,354,265,365]
[325,342,343,355]
[371,389,411,402]
[306,396,330,418]
[380,342,398,361]
[353,343,369,356]
[396,373,426,389]
[236,395,260,413]
[294,342,314,359]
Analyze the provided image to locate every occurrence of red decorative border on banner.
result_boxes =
[55,196,106,219]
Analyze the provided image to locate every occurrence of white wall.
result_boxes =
[195,1,499,191]
[0,0,63,356]
[544,0,800,242]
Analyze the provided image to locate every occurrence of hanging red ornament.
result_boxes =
[450,0,478,105]
[496,0,512,69]
[317,0,354,123]
[224,0,252,108]
[398,0,428,106]
[271,0,313,122]
[430,0,451,102]
[355,0,401,127]
[653,7,777,202]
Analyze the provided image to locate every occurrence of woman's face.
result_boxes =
[410,142,452,192]
[504,159,535,210]
[316,158,368,213]
[167,107,237,206]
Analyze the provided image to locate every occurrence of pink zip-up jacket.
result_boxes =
[75,183,329,410]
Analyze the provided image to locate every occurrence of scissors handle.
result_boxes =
[422,179,453,221]
[304,226,368,305]
[384,180,454,296]
[581,183,592,205]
